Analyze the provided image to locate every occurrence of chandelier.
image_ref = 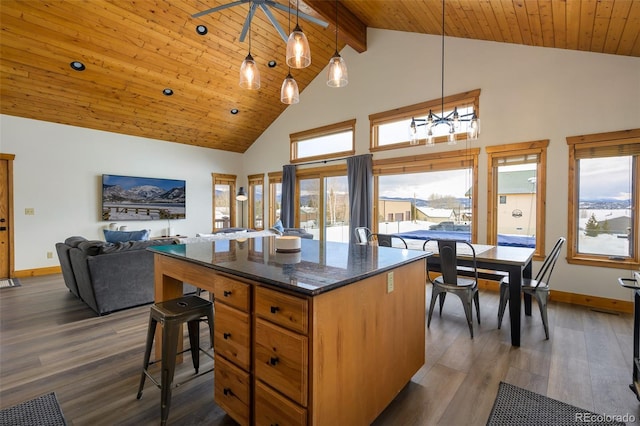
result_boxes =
[409,0,479,146]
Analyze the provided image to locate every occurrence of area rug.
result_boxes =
[0,278,21,288]
[0,392,67,426]
[487,382,626,426]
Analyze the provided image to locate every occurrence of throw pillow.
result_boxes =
[270,219,285,235]
[103,229,150,244]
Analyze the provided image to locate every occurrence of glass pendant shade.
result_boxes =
[239,53,260,89]
[280,73,299,104]
[286,25,311,69]
[467,117,480,140]
[326,53,348,87]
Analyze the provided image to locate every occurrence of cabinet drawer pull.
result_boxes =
[223,387,233,396]
[270,424,279,426]
[223,332,231,340]
[223,290,232,297]
[269,356,279,366]
[270,306,280,314]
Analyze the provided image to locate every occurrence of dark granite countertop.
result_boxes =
[149,236,430,296]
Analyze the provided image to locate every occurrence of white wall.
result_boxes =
[243,29,640,301]
[0,115,242,271]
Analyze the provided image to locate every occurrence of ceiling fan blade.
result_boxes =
[192,0,248,19]
[259,4,287,42]
[238,2,259,43]
[268,1,329,28]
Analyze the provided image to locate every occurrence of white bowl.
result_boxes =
[275,235,301,252]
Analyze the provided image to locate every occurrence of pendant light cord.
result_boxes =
[441,0,445,117]
[335,0,338,52]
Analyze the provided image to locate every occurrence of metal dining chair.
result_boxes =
[354,227,372,244]
[497,236,565,340]
[368,233,408,248]
[424,238,480,338]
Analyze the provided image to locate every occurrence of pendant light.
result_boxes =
[281,71,300,104]
[281,4,300,104]
[409,0,480,145]
[327,0,348,87]
[286,0,311,69]
[239,21,260,89]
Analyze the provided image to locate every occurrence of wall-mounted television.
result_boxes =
[102,174,186,221]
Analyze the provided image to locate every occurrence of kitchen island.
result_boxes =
[150,236,429,425]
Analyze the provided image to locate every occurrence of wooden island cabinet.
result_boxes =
[150,237,429,425]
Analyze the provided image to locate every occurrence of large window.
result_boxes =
[248,174,264,230]
[297,165,349,242]
[486,140,548,259]
[373,149,479,241]
[212,174,237,231]
[370,89,480,151]
[290,119,355,163]
[268,172,282,228]
[566,129,640,269]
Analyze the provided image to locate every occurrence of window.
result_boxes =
[248,174,264,230]
[212,174,237,231]
[290,119,355,163]
[373,149,479,241]
[268,172,282,227]
[486,140,548,259]
[370,89,480,151]
[296,164,349,242]
[567,129,640,269]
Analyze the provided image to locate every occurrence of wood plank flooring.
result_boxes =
[1,274,639,425]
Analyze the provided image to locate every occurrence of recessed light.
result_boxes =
[267,60,277,68]
[70,61,85,71]
[163,88,174,96]
[196,25,208,35]
[230,109,239,115]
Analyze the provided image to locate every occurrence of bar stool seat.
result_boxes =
[136,295,214,425]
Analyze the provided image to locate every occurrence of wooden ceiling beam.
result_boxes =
[299,0,367,53]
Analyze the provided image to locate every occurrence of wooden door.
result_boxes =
[0,154,14,279]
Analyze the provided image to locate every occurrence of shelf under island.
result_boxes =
[149,236,430,426]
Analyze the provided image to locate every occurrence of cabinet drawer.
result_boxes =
[255,286,308,334]
[255,319,308,406]
[214,303,251,371]
[255,381,307,426]
[214,354,250,426]
[214,275,250,311]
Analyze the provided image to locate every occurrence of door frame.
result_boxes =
[0,153,15,278]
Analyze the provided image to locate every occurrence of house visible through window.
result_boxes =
[566,129,639,269]
[486,141,548,258]
[373,149,479,241]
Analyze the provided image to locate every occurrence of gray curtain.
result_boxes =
[281,164,296,228]
[347,154,373,244]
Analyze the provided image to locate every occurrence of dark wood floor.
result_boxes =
[1,274,639,425]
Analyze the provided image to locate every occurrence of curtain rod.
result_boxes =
[292,156,350,167]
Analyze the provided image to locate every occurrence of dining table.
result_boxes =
[403,238,536,347]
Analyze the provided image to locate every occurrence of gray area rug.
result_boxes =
[487,382,626,426]
[0,392,67,426]
[0,278,21,288]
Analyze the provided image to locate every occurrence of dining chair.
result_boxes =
[354,227,372,244]
[368,233,408,248]
[497,236,566,340]
[424,238,480,338]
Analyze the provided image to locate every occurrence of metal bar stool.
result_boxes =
[136,295,214,425]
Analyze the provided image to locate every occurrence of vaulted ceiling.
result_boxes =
[1,1,638,153]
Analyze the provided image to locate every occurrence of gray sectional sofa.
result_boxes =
[55,236,195,315]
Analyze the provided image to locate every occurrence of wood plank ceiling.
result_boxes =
[1,1,639,153]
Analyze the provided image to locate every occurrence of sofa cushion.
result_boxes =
[103,229,150,243]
